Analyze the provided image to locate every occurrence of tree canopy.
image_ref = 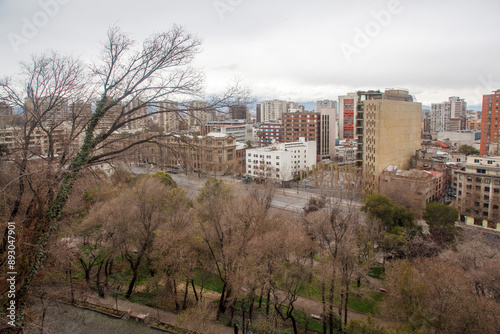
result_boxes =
[457,144,479,156]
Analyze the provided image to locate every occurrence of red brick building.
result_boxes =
[480,89,500,156]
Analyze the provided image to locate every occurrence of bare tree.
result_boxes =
[0,24,247,330]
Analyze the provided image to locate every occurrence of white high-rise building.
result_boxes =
[430,96,467,133]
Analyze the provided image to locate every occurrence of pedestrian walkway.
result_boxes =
[49,287,235,334]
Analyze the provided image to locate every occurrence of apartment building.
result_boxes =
[355,89,421,193]
[124,99,148,130]
[480,90,500,156]
[468,119,482,131]
[158,101,184,132]
[0,102,13,129]
[188,101,215,130]
[430,96,467,133]
[455,155,500,231]
[245,139,316,182]
[260,121,283,146]
[338,93,358,140]
[0,124,82,157]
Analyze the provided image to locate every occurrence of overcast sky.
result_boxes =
[1,0,499,108]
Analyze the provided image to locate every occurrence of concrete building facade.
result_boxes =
[480,90,500,156]
[0,102,13,129]
[245,139,316,182]
[356,89,422,193]
[230,104,249,120]
[455,155,500,231]
[317,100,337,159]
[260,121,283,146]
[430,96,467,133]
[260,99,287,123]
[158,101,184,132]
[338,93,358,140]
[380,166,445,216]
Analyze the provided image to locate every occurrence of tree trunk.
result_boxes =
[258,290,263,309]
[344,283,349,326]
[338,292,343,318]
[217,282,227,320]
[68,264,75,304]
[328,277,334,334]
[249,291,255,321]
[126,269,138,299]
[96,262,105,298]
[182,279,189,309]
[172,278,180,310]
[321,280,327,334]
[266,288,271,316]
[290,314,298,334]
[191,280,198,302]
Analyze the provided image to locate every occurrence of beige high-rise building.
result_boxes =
[0,102,13,129]
[97,97,122,130]
[188,101,215,129]
[25,97,69,126]
[158,101,182,132]
[124,99,147,130]
[260,99,287,122]
[356,89,422,193]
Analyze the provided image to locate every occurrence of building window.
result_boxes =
[485,187,490,192]
[276,162,280,165]
[476,177,482,182]
[477,169,486,174]
[485,179,491,184]
[474,159,480,163]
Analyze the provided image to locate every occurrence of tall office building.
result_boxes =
[338,93,358,140]
[480,90,500,156]
[356,89,422,193]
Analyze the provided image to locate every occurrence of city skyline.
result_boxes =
[1,0,499,107]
